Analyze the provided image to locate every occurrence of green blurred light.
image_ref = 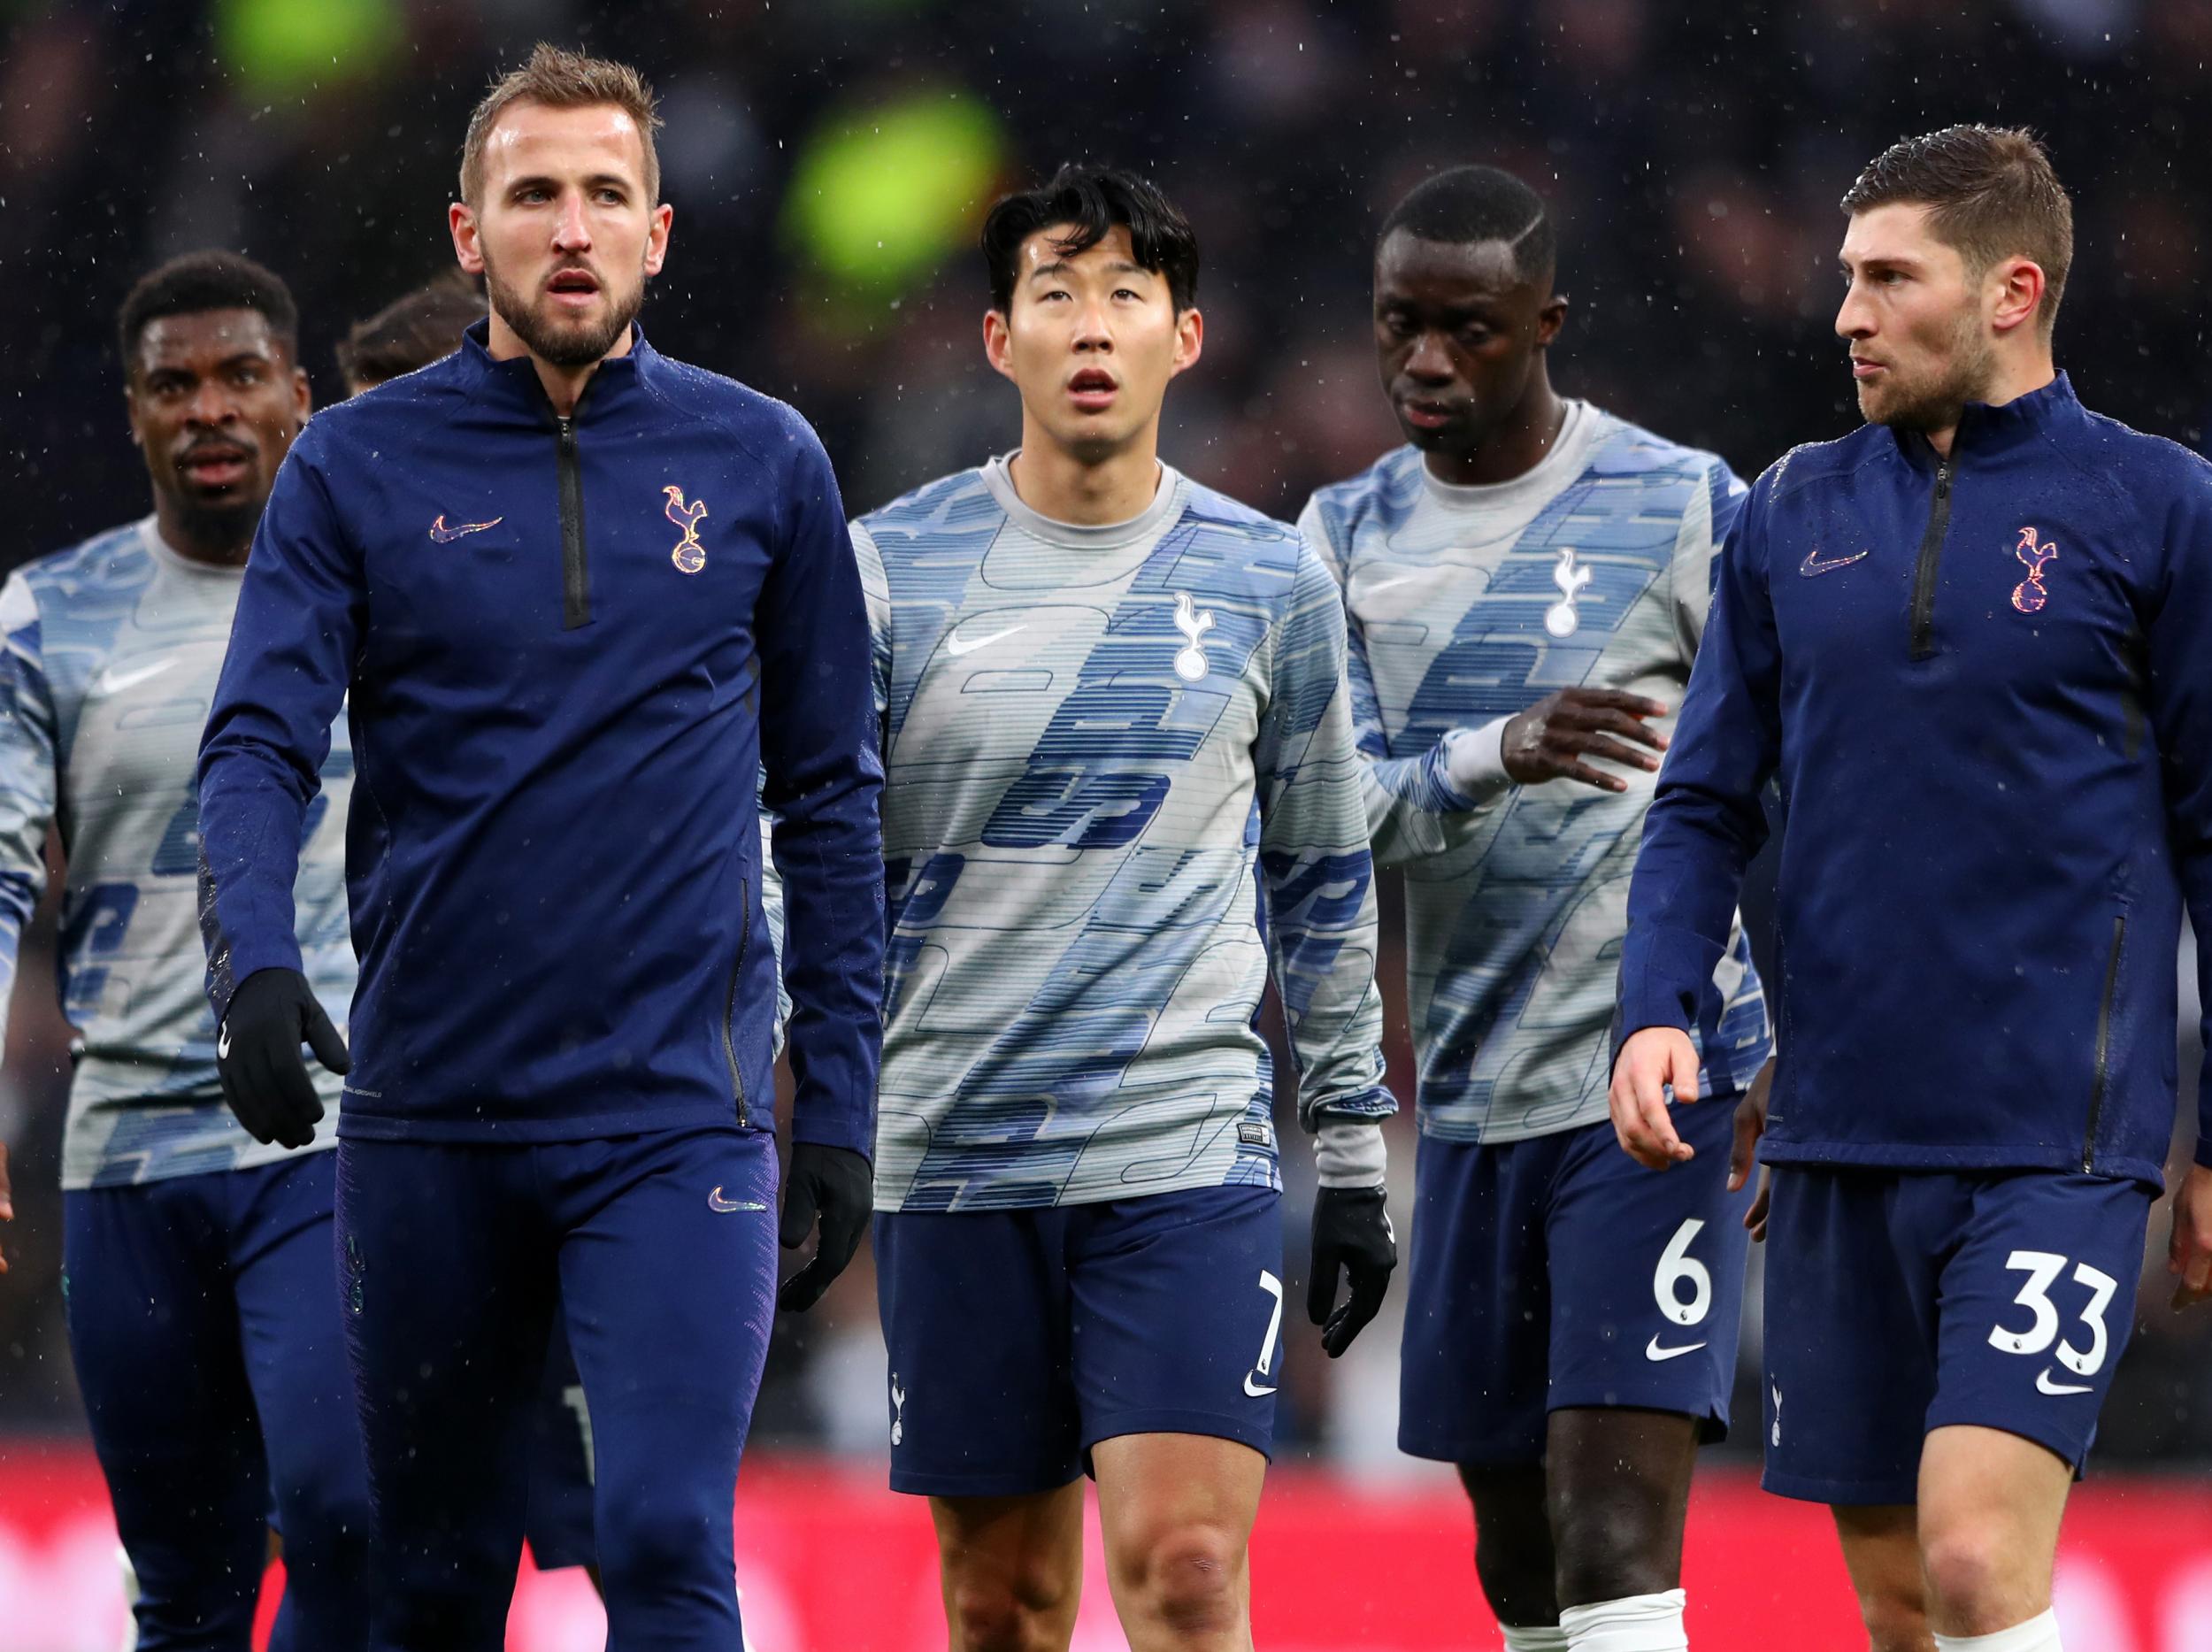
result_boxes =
[784,90,1003,297]
[216,0,402,97]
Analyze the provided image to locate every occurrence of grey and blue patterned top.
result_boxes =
[859,457,1394,1211]
[0,519,354,1188]
[1301,403,1770,1145]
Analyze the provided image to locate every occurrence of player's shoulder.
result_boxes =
[1302,444,1428,548]
[2070,403,2212,497]
[1750,424,1889,507]
[1176,473,1302,549]
[856,465,997,550]
[637,346,825,465]
[294,352,473,464]
[10,519,157,615]
[1583,406,1737,491]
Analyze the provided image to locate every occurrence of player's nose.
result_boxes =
[552,192,593,250]
[1071,302,1113,350]
[1404,330,1455,380]
[1834,284,1874,341]
[187,378,238,426]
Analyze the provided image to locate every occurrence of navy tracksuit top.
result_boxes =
[1621,373,2212,1189]
[198,322,885,1152]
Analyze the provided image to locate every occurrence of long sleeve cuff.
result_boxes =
[1441,718,1515,808]
[1314,1119,1387,1188]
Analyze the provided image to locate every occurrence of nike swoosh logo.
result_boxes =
[1243,1374,1277,1397]
[428,514,503,543]
[945,623,1025,658]
[1800,548,1870,578]
[217,1023,232,1059]
[95,659,176,697]
[2036,1370,2092,1395]
[707,1186,767,1213]
[1646,1336,1707,1362]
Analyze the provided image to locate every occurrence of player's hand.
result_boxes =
[1501,688,1670,794]
[1308,1187,1396,1357]
[777,1142,871,1313]
[1731,1059,1775,1241]
[216,968,348,1150]
[1609,1026,1699,1170]
[0,1141,12,1274]
[2167,1162,2212,1310]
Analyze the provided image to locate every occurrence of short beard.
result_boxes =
[168,495,263,563]
[484,259,644,370]
[1863,311,1999,435]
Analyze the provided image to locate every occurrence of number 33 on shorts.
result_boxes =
[1987,1249,2116,1396]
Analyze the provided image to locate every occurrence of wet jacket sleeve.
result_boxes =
[1616,466,1782,1052]
[754,420,886,1158]
[196,432,362,1021]
[1255,540,1396,1129]
[2143,456,2212,1168]
[1294,496,1502,869]
[0,576,57,1050]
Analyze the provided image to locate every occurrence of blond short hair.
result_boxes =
[459,42,661,206]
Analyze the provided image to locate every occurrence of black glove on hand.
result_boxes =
[217,968,349,1150]
[1308,1186,1397,1358]
[778,1142,872,1313]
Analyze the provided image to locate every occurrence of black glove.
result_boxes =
[1308,1186,1397,1357]
[216,968,349,1149]
[777,1142,872,1313]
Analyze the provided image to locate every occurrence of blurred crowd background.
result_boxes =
[1,0,2208,1479]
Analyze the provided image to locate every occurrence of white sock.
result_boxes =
[1932,1609,2062,1652]
[1500,1626,1571,1652]
[1560,1588,1688,1651]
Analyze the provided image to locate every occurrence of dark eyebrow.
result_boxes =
[1028,258,1150,281]
[507,172,634,195]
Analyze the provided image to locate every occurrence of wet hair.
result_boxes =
[1379,165,1555,288]
[460,42,661,206]
[980,163,1200,314]
[1841,126,2072,334]
[338,271,488,389]
[116,250,298,374]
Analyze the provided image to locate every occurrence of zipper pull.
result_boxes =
[1935,457,1952,496]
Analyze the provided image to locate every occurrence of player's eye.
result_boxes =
[232,365,265,385]
[595,188,626,205]
[1113,288,1141,302]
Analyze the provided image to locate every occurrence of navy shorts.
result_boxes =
[1763,1165,2154,1506]
[875,1185,1283,1497]
[1399,1102,1752,1464]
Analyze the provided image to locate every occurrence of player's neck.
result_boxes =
[1423,373,1567,488]
[1007,424,1164,527]
[485,311,634,418]
[1925,348,2057,459]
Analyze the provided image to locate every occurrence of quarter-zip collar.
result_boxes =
[454,317,654,423]
[1886,370,2078,473]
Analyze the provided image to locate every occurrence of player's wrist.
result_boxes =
[1441,718,1513,804]
[1314,1118,1387,1188]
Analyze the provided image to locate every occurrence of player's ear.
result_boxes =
[982,308,1016,382]
[450,200,486,276]
[642,202,672,278]
[1536,293,1569,349]
[1169,306,1203,378]
[1988,257,2044,338]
